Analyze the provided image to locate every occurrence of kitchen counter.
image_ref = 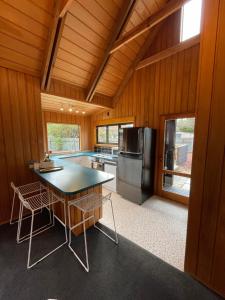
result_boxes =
[34,158,114,235]
[34,158,114,195]
[51,151,118,164]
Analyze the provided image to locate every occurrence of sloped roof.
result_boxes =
[0,0,170,99]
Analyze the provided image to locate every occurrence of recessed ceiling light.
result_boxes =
[60,107,64,111]
[76,110,79,113]
[82,111,86,114]
[68,107,72,112]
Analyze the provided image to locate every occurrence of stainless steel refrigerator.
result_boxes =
[117,127,156,204]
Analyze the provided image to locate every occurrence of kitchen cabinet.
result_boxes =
[103,163,117,192]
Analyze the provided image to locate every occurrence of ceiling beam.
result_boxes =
[59,0,74,18]
[113,25,162,107]
[86,0,137,102]
[41,0,73,90]
[110,0,191,54]
[41,0,62,90]
[45,16,65,90]
[136,34,200,70]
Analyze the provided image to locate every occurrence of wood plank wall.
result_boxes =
[91,12,199,127]
[47,79,113,108]
[0,67,44,224]
[42,111,91,152]
[91,13,200,194]
[185,0,225,297]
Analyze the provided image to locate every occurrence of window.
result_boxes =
[162,117,195,197]
[180,0,202,42]
[96,123,133,144]
[108,125,119,143]
[47,123,80,153]
[97,126,107,143]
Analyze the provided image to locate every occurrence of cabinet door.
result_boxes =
[103,164,117,192]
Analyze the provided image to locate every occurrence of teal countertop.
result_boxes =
[51,151,97,159]
[34,158,114,195]
[51,151,118,163]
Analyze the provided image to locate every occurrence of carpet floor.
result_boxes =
[0,213,221,300]
[101,189,188,270]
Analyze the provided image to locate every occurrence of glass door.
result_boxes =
[158,115,195,204]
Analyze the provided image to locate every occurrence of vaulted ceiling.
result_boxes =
[0,0,55,76]
[0,0,185,103]
[51,0,167,97]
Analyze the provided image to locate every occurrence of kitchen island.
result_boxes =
[34,159,114,235]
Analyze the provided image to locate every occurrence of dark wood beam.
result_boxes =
[136,34,200,70]
[45,16,65,90]
[86,0,137,102]
[113,25,162,106]
[110,0,190,54]
[41,0,62,90]
[41,0,72,90]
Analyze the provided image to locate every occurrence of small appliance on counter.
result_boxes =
[39,152,54,169]
[32,152,63,173]
[117,127,156,204]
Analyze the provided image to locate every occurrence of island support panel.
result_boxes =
[43,183,102,236]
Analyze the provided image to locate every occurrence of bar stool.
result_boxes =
[68,192,118,272]
[17,189,68,269]
[10,181,47,225]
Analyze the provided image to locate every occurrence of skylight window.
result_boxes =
[180,0,202,42]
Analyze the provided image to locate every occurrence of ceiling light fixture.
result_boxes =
[60,104,64,111]
[68,107,73,112]
[76,110,79,113]
[82,111,86,114]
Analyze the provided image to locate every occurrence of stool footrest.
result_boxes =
[67,192,118,272]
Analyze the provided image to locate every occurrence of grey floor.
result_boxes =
[0,213,221,300]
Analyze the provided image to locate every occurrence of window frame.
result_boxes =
[180,0,202,42]
[96,123,133,145]
[47,122,81,153]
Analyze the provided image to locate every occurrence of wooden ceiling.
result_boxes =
[0,0,55,77]
[51,0,168,97]
[0,0,187,102]
[41,92,104,115]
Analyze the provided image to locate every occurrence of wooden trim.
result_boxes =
[59,0,74,18]
[136,35,200,70]
[86,0,137,102]
[113,25,162,106]
[157,113,195,204]
[110,0,190,54]
[95,116,135,126]
[162,169,192,178]
[160,190,189,205]
[161,113,196,119]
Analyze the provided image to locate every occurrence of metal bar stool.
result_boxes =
[17,190,68,269]
[10,181,47,225]
[68,192,118,272]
